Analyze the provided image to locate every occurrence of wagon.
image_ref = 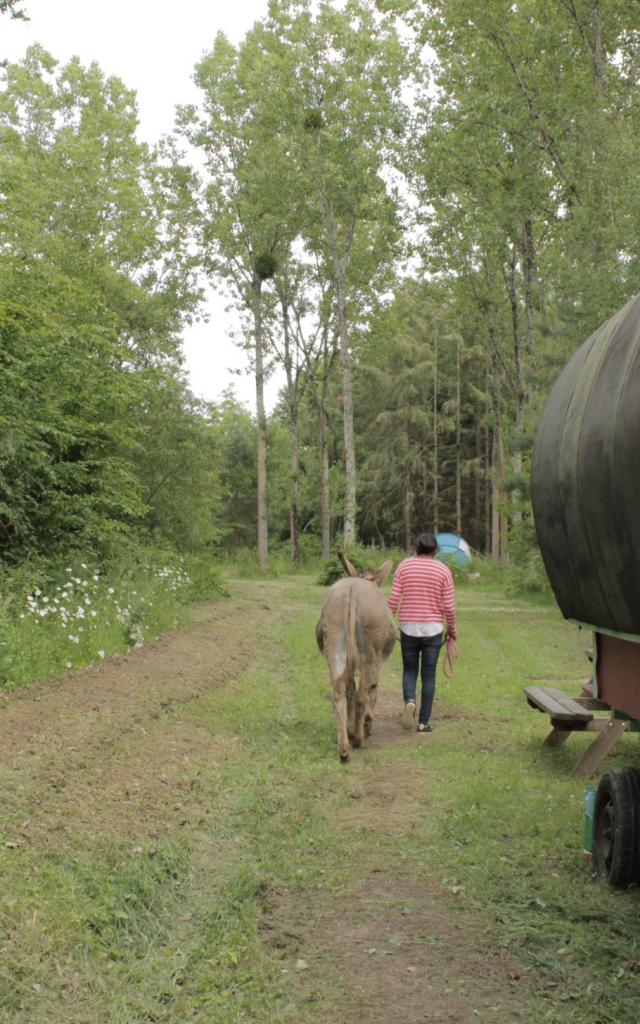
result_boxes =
[532,293,640,887]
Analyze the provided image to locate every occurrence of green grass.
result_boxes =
[1,577,640,1022]
[372,589,640,1023]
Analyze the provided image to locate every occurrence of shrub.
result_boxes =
[317,551,366,586]
[316,544,403,586]
[505,548,554,600]
[0,546,228,691]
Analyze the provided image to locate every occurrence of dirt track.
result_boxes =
[0,579,535,1023]
[1,586,278,848]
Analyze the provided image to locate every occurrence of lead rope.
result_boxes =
[443,637,459,678]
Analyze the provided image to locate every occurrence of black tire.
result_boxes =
[593,767,640,887]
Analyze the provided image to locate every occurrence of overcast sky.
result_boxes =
[1,0,284,411]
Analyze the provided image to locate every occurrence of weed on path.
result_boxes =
[0,577,639,1023]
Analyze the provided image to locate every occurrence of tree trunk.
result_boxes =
[490,432,510,560]
[422,456,431,538]
[484,417,491,554]
[319,399,331,559]
[279,292,300,568]
[592,0,605,96]
[522,218,537,357]
[500,491,509,559]
[251,273,268,569]
[506,250,525,480]
[491,430,501,561]
[455,334,462,536]
[491,385,509,561]
[336,280,357,548]
[309,322,334,562]
[289,409,300,567]
[473,416,482,547]
[314,147,357,550]
[505,249,525,531]
[432,326,439,533]
[403,488,414,551]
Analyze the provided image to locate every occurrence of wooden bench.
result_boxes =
[524,685,627,778]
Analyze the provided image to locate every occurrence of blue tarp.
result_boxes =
[436,532,472,566]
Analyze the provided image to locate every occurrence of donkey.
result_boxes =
[316,552,396,762]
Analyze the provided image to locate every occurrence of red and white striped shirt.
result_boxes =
[388,556,457,637]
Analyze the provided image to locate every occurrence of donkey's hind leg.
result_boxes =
[361,661,379,738]
[347,677,356,741]
[332,672,351,763]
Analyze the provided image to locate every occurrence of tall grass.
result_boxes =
[0,547,227,691]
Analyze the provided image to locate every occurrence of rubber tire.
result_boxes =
[593,767,640,887]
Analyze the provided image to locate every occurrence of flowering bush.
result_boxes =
[0,551,225,691]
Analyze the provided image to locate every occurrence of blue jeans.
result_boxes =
[400,632,443,726]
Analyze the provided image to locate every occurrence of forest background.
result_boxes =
[2,0,639,683]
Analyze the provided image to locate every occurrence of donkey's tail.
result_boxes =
[345,584,359,678]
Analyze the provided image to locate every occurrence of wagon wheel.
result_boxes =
[593,767,640,888]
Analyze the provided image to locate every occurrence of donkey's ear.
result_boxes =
[370,560,393,586]
[337,550,360,578]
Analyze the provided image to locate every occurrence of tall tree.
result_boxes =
[307,290,338,559]
[393,0,640,556]
[271,257,334,565]
[249,0,411,548]
[212,389,259,551]
[0,48,202,562]
[184,28,305,568]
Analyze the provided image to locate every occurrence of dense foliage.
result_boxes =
[0,48,211,564]
[4,1,640,581]
[186,0,640,564]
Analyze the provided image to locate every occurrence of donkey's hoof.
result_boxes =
[340,751,351,763]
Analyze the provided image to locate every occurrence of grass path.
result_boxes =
[1,577,640,1023]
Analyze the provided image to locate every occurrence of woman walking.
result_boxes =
[388,532,457,733]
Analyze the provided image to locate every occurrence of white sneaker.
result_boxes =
[402,701,416,731]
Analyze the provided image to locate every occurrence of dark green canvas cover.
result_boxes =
[532,293,640,637]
